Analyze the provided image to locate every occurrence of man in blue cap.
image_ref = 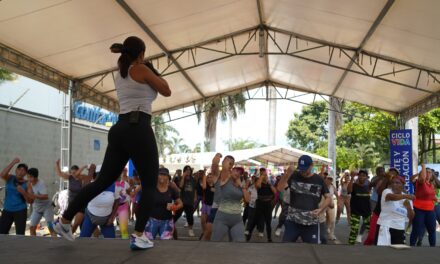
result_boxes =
[277,155,331,244]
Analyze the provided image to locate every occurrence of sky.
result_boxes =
[0,75,319,152]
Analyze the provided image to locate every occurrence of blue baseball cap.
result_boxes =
[297,155,313,172]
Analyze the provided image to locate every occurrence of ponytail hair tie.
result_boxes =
[110,43,124,53]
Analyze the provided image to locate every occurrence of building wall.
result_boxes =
[0,107,108,197]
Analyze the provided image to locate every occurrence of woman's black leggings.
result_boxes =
[247,200,273,240]
[174,204,195,226]
[63,112,158,232]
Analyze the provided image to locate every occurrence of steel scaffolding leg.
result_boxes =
[59,80,74,191]
[328,97,338,182]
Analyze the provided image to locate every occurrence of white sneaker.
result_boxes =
[54,220,75,241]
[275,228,281,237]
[258,232,264,238]
[244,230,249,235]
[184,222,189,228]
[130,233,154,250]
[356,235,362,243]
[188,229,195,237]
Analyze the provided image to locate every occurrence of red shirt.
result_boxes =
[414,181,436,211]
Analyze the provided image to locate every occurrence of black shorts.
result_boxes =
[68,192,85,214]
[207,208,218,223]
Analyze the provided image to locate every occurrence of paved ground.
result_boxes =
[1,234,439,264]
[12,210,440,246]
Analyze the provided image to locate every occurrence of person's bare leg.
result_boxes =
[201,214,207,233]
[202,223,213,241]
[48,227,57,237]
[336,197,343,221]
[71,212,84,234]
[344,198,351,224]
[30,226,37,236]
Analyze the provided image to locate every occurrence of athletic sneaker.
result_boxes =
[244,230,249,235]
[356,235,362,243]
[275,228,281,237]
[188,229,195,237]
[130,233,154,250]
[258,232,264,238]
[184,222,189,228]
[54,220,75,241]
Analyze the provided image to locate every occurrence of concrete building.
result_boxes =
[0,104,108,197]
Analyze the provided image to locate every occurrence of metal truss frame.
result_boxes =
[1,0,439,119]
[154,80,396,128]
[0,43,119,112]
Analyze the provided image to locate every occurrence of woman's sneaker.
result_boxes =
[275,228,282,237]
[54,219,75,241]
[130,233,154,250]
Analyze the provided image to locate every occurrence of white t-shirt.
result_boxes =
[248,185,258,208]
[87,183,119,217]
[115,180,130,204]
[377,188,412,230]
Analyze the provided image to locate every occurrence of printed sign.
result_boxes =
[74,102,118,125]
[390,129,413,194]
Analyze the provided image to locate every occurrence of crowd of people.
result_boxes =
[1,154,439,247]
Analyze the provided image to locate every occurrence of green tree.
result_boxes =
[316,144,359,171]
[178,144,191,153]
[286,101,328,152]
[0,68,16,84]
[419,108,440,163]
[288,101,397,171]
[197,93,246,152]
[224,138,267,151]
[193,141,211,153]
[152,115,178,158]
[337,103,397,165]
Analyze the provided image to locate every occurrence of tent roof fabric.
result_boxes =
[163,145,331,167]
[0,0,439,117]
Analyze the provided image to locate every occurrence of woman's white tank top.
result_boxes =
[115,66,157,115]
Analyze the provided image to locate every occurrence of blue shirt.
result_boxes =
[4,175,28,212]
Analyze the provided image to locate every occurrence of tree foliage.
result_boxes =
[152,115,179,157]
[0,68,16,84]
[286,101,328,152]
[196,93,246,151]
[287,101,398,171]
[224,138,267,151]
[419,108,440,163]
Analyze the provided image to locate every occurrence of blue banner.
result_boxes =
[390,129,414,194]
[74,102,118,125]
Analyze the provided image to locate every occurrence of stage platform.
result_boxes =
[0,235,439,264]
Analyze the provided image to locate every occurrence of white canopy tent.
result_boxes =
[0,0,438,119]
[162,146,331,169]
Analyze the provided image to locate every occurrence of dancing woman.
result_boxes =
[55,36,170,250]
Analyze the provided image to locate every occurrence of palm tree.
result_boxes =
[197,93,246,152]
[178,144,191,153]
[354,142,379,169]
[152,115,179,158]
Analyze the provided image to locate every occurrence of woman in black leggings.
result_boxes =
[55,36,171,250]
[246,168,277,242]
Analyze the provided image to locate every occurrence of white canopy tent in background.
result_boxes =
[162,146,331,172]
[0,0,439,172]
